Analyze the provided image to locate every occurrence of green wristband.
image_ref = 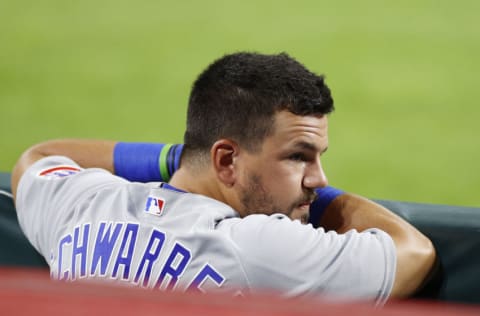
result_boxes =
[159,143,173,182]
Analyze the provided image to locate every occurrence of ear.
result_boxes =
[211,139,239,187]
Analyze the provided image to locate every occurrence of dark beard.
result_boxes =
[239,174,276,215]
[238,173,317,219]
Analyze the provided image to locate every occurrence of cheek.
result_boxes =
[263,163,303,197]
[276,161,304,183]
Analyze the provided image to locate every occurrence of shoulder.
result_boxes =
[16,156,127,229]
[222,213,395,261]
[17,156,127,208]
[22,155,84,180]
[217,213,325,266]
[18,155,120,189]
[217,213,396,300]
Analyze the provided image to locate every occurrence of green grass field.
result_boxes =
[1,0,479,206]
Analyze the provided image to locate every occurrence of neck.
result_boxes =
[169,166,228,205]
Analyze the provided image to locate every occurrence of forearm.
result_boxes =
[320,193,436,298]
[320,193,410,234]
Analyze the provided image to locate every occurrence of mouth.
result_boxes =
[290,192,316,224]
[294,201,313,224]
[298,199,314,208]
[299,191,317,208]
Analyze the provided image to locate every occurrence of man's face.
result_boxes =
[235,110,329,223]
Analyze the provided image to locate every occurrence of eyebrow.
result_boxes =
[292,141,328,154]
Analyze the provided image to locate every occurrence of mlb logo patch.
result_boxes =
[145,196,166,216]
[38,165,82,179]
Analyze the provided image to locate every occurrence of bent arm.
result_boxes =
[319,193,436,299]
[12,139,116,199]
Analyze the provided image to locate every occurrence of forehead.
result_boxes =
[266,110,328,149]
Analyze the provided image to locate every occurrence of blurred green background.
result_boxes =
[1,0,479,206]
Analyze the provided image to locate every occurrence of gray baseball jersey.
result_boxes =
[16,156,396,303]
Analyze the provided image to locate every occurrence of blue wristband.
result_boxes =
[309,186,344,227]
[114,142,183,182]
[173,144,184,172]
[167,144,184,177]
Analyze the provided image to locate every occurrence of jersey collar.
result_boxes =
[160,182,187,193]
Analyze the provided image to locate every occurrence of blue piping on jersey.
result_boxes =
[161,183,187,193]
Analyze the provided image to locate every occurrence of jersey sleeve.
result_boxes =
[218,214,396,304]
[15,156,126,259]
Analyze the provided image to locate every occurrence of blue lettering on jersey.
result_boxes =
[54,221,226,293]
[187,264,225,293]
[58,234,72,280]
[156,242,191,290]
[91,222,122,276]
[112,223,139,280]
[72,224,90,279]
[134,229,166,286]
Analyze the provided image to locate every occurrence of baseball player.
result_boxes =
[12,52,436,304]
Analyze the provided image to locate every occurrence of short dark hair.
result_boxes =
[183,52,334,164]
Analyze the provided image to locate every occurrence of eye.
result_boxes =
[289,153,307,162]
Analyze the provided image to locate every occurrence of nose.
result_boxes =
[303,158,328,189]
